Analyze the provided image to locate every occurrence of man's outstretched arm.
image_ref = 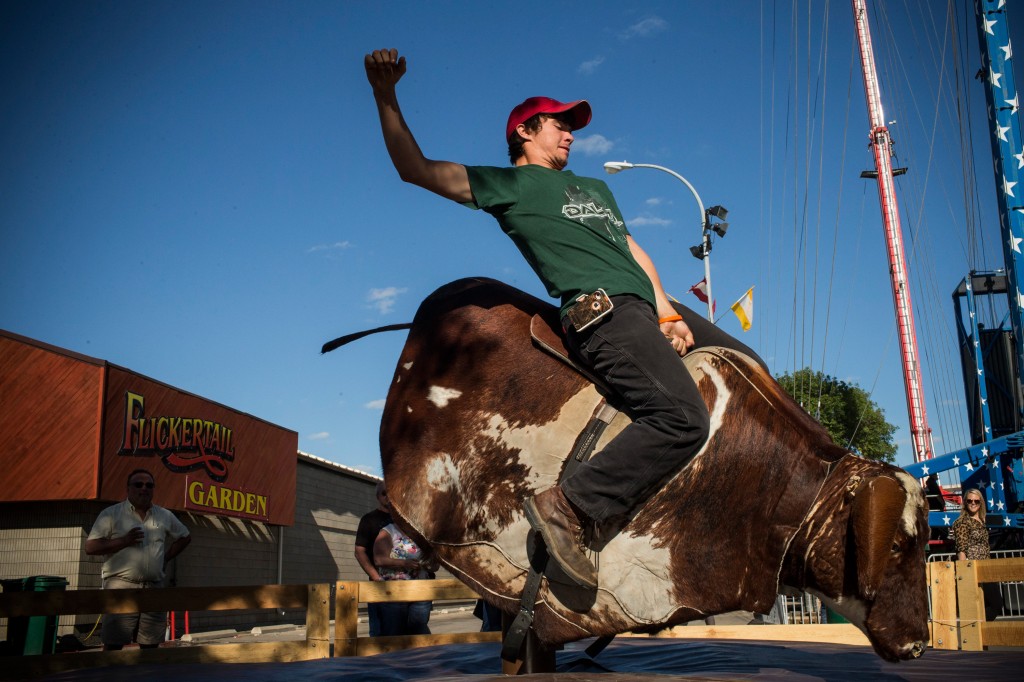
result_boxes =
[365,48,472,203]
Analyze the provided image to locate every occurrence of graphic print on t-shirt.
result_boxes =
[561,184,626,243]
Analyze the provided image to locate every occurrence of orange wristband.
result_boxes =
[658,314,683,324]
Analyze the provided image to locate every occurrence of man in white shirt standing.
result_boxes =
[85,468,191,650]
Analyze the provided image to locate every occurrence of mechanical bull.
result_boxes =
[335,277,929,662]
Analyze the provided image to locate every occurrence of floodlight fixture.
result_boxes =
[706,205,729,221]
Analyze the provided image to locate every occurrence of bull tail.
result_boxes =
[321,323,413,354]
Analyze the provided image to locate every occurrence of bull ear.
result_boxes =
[851,475,906,600]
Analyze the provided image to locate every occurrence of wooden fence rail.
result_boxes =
[0,583,330,680]
[2,560,1022,679]
[928,556,1024,651]
[333,579,500,657]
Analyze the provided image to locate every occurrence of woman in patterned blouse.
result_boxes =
[952,488,989,561]
[952,488,1001,620]
[373,522,437,635]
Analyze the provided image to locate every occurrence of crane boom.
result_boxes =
[851,0,934,462]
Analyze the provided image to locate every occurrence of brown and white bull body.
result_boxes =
[376,278,928,662]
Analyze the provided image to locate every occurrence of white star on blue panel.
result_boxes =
[998,123,1011,141]
[1004,176,1017,196]
[1009,233,1022,253]
[986,18,998,36]
[943,515,951,526]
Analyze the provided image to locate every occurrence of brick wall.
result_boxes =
[0,458,386,641]
[171,512,283,631]
[0,501,106,639]
[0,458,470,641]
[283,459,376,585]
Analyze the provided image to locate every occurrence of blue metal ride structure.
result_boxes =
[902,1,1024,545]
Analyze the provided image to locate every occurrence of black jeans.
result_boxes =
[561,295,764,523]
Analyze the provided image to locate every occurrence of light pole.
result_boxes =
[603,161,728,322]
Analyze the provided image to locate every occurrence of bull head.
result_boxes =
[842,471,929,661]
[785,465,929,662]
[850,475,906,600]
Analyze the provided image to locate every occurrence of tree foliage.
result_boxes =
[775,367,898,463]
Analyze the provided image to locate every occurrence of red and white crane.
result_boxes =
[851,0,934,462]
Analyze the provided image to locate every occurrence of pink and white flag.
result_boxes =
[688,278,716,314]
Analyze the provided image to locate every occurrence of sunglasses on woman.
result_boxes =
[966,499,981,505]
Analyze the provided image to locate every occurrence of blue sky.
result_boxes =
[3,1,1021,475]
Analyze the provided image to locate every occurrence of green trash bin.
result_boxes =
[1,576,69,656]
[825,606,849,624]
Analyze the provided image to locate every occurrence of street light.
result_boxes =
[603,161,728,321]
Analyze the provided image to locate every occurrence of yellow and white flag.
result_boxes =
[730,287,754,332]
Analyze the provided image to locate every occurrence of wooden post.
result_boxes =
[305,583,331,658]
[955,560,984,651]
[334,581,360,657]
[928,561,958,650]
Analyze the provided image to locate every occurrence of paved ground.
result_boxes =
[165,607,759,647]
[171,602,484,645]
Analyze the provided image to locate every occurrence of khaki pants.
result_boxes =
[101,576,165,648]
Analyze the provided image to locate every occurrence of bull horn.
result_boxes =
[851,475,906,600]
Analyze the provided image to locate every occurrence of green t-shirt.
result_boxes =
[464,165,657,316]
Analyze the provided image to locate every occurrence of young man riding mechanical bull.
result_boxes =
[364,48,764,589]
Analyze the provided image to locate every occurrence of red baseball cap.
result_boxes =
[505,97,592,141]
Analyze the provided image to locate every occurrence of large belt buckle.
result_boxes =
[566,289,614,331]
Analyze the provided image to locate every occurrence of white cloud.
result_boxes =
[365,398,387,410]
[646,197,664,206]
[307,431,330,441]
[578,56,605,75]
[628,215,672,227]
[367,286,407,314]
[307,241,351,253]
[621,16,669,40]
[572,134,613,156]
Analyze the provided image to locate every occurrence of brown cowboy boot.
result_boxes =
[523,486,598,588]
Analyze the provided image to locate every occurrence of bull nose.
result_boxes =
[910,641,925,658]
